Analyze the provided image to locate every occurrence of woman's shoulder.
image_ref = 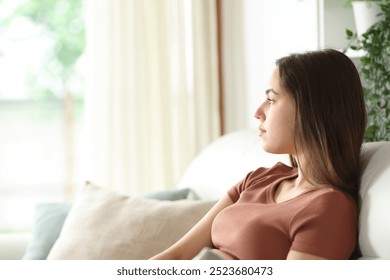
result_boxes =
[241,162,297,189]
[228,162,296,202]
[244,162,297,191]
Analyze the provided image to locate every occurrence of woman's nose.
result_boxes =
[254,101,266,121]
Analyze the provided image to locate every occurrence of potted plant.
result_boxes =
[345,1,390,141]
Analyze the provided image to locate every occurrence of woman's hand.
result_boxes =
[287,250,326,260]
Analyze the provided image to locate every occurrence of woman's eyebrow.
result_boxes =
[265,88,279,95]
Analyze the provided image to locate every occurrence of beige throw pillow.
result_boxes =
[47,183,216,260]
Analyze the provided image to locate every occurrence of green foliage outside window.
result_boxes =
[0,0,85,100]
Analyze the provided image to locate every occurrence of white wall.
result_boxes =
[223,0,320,133]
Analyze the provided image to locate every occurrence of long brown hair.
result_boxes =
[276,49,367,202]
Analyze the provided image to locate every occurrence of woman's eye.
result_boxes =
[267,98,274,105]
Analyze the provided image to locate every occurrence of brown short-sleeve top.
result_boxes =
[211,162,358,260]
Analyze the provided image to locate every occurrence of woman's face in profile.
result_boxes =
[254,67,296,155]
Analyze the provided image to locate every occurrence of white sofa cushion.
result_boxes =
[0,232,31,260]
[359,141,390,259]
[47,183,216,260]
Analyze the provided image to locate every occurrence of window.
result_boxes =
[0,0,85,231]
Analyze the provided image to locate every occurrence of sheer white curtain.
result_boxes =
[221,0,248,133]
[82,0,221,195]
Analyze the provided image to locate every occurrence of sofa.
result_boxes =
[0,129,389,260]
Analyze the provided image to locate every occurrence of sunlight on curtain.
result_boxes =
[82,0,221,195]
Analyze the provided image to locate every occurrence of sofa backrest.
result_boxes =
[176,129,290,199]
[359,141,390,259]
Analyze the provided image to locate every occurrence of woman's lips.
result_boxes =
[258,126,266,136]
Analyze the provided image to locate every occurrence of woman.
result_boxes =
[151,49,367,260]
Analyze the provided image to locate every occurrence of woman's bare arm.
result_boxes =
[150,194,233,260]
